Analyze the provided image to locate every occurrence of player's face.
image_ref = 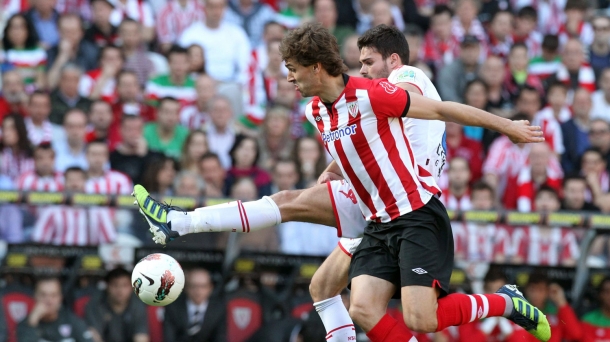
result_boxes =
[359,46,391,79]
[285,59,319,98]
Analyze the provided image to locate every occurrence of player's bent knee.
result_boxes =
[270,190,302,221]
[403,309,438,333]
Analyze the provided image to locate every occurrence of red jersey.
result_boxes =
[581,310,610,342]
[16,171,64,192]
[305,77,441,222]
[85,170,132,195]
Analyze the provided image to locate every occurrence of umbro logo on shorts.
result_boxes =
[412,268,428,274]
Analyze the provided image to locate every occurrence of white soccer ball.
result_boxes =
[131,253,185,306]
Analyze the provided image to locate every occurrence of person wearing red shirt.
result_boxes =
[445,121,483,182]
[523,273,582,342]
[581,277,610,342]
[516,142,563,212]
[0,70,28,119]
[85,101,121,151]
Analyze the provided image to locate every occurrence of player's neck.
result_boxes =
[318,74,347,104]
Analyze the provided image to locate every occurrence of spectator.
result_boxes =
[528,34,561,81]
[422,5,458,72]
[23,0,60,49]
[271,158,301,192]
[504,43,544,102]
[141,156,179,196]
[78,45,123,103]
[444,121,483,182]
[514,86,542,120]
[440,157,472,211]
[163,268,226,342]
[581,277,610,341]
[47,14,99,89]
[224,0,277,46]
[341,34,361,75]
[179,0,252,84]
[0,70,28,118]
[206,96,236,169]
[558,0,593,47]
[32,166,117,245]
[278,0,313,28]
[581,148,610,209]
[589,16,610,79]
[180,74,217,130]
[110,115,164,185]
[108,0,155,42]
[534,185,561,213]
[487,10,513,59]
[0,114,33,182]
[86,101,118,150]
[532,82,568,155]
[16,143,63,191]
[174,171,206,197]
[561,87,593,174]
[26,91,62,145]
[274,78,308,138]
[470,181,495,210]
[1,14,47,90]
[589,119,610,171]
[112,70,156,124]
[561,174,600,211]
[314,0,354,47]
[404,25,433,78]
[17,277,94,342]
[84,0,118,47]
[513,6,543,58]
[450,0,486,44]
[370,0,403,31]
[293,136,327,187]
[85,140,132,195]
[119,19,154,87]
[188,44,206,76]
[462,78,490,141]
[516,143,563,212]
[252,21,286,72]
[437,35,481,103]
[591,67,610,121]
[85,268,149,342]
[54,109,88,172]
[199,152,229,197]
[258,106,294,170]
[144,97,189,159]
[548,38,596,96]
[181,130,209,173]
[156,0,206,52]
[523,273,582,342]
[226,134,272,197]
[49,64,92,125]
[145,46,196,108]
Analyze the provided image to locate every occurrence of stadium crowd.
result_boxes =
[2,0,610,340]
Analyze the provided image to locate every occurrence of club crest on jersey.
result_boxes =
[380,81,398,94]
[347,101,359,118]
[321,124,357,143]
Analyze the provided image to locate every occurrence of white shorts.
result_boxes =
[327,180,367,257]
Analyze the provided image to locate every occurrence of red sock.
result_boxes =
[367,314,415,342]
[435,293,507,331]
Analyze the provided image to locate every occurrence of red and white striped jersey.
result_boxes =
[156,0,206,44]
[32,206,116,245]
[25,118,58,146]
[0,148,34,183]
[527,226,580,266]
[17,171,64,192]
[304,77,441,222]
[109,0,155,27]
[78,69,117,103]
[85,170,133,195]
[180,104,208,130]
[440,188,472,211]
[483,136,529,190]
[516,166,563,212]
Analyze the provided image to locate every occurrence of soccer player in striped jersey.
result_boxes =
[134,24,550,342]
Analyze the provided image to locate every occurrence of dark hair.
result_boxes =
[403,24,424,39]
[158,96,180,108]
[65,166,86,177]
[511,112,533,121]
[99,44,124,63]
[535,184,559,201]
[491,9,513,23]
[542,34,559,52]
[484,268,507,284]
[86,139,109,152]
[167,45,189,59]
[598,276,610,293]
[141,156,179,193]
[229,134,260,168]
[547,81,568,94]
[280,22,347,77]
[105,267,131,284]
[516,85,540,103]
[200,152,222,165]
[90,99,112,114]
[526,272,550,287]
[187,44,206,74]
[34,142,55,156]
[264,20,285,33]
[2,14,39,50]
[582,146,605,160]
[509,42,528,54]
[517,6,537,20]
[273,157,298,173]
[293,136,327,182]
[562,173,587,188]
[358,24,410,67]
[29,90,50,104]
[471,181,494,196]
[464,78,489,98]
[565,0,587,10]
[120,114,143,126]
[433,4,453,17]
[1,114,33,157]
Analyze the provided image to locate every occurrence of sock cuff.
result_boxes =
[261,196,282,225]
[314,295,342,312]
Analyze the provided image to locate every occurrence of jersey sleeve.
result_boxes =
[389,67,425,95]
[368,80,411,118]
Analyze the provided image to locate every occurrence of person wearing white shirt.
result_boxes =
[178,0,252,84]
[53,109,89,172]
[26,91,63,146]
[205,96,236,169]
[591,68,610,122]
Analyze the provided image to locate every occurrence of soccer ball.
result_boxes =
[131,253,185,306]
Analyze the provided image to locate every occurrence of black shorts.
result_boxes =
[348,196,454,298]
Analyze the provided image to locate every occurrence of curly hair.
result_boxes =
[279,22,347,77]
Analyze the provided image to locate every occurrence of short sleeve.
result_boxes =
[368,80,410,118]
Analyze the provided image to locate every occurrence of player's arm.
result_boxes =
[395,82,423,95]
[406,92,544,144]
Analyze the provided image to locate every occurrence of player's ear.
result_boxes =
[390,53,401,67]
[313,63,321,73]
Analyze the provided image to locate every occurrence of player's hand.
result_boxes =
[506,120,545,144]
[317,171,343,184]
[549,283,568,307]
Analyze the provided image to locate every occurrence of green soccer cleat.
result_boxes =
[496,284,551,341]
[132,184,181,245]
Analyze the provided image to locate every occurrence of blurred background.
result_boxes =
[2,0,610,340]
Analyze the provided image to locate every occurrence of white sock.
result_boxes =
[167,196,281,235]
[314,295,356,342]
